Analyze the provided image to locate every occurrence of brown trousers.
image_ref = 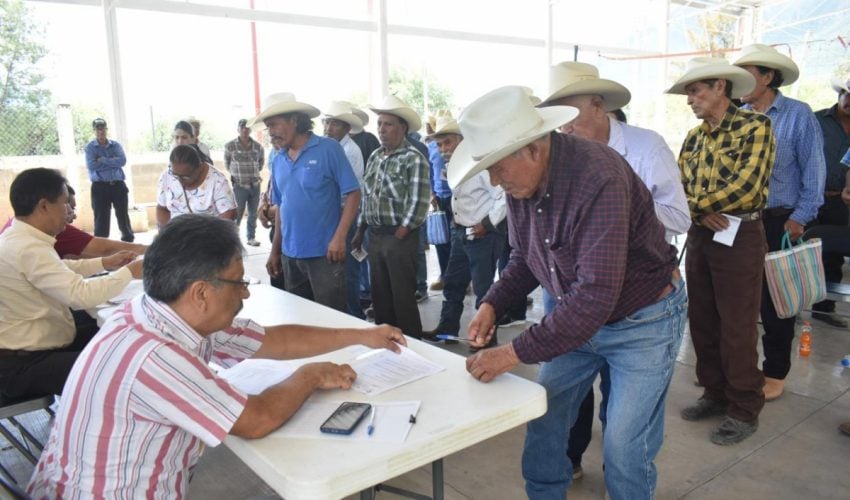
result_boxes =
[685,221,766,422]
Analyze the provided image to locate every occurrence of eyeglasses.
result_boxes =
[210,277,251,289]
[168,166,196,182]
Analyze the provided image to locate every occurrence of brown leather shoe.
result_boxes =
[764,377,785,401]
[839,422,850,436]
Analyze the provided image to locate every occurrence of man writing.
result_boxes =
[28,214,404,498]
[451,86,686,499]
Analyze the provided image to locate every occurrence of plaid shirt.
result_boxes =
[678,104,775,218]
[359,139,430,228]
[224,137,264,186]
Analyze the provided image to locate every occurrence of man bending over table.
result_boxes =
[28,213,405,499]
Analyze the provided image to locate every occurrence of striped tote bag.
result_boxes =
[764,232,827,319]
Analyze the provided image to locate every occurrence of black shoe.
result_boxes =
[710,416,758,445]
[681,397,726,421]
[415,290,428,303]
[811,312,848,328]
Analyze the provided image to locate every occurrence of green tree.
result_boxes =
[389,67,454,132]
[685,12,738,56]
[0,0,58,155]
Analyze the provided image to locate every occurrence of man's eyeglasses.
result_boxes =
[210,277,252,289]
[168,166,196,182]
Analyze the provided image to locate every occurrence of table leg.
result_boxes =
[359,486,375,500]
[432,459,444,500]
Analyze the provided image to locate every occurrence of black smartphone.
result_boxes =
[319,402,372,435]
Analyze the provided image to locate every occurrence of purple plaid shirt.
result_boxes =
[483,132,677,364]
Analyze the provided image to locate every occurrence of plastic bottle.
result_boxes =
[841,356,850,367]
[798,321,812,357]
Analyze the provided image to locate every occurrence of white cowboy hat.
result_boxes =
[336,100,370,128]
[427,114,461,138]
[323,101,364,133]
[733,43,799,87]
[831,77,850,94]
[666,57,756,99]
[447,86,578,189]
[369,95,422,132]
[247,92,320,129]
[540,61,631,111]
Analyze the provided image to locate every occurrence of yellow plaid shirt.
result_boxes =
[678,104,776,218]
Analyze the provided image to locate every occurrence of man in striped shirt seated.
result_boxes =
[28,214,405,499]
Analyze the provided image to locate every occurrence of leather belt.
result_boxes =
[825,190,843,198]
[655,269,681,301]
[728,210,762,222]
[762,207,793,219]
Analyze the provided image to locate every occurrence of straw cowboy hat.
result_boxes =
[428,113,461,138]
[369,95,422,132]
[666,57,756,99]
[733,43,799,87]
[831,77,850,94]
[540,62,631,111]
[323,101,364,133]
[447,86,578,189]
[336,100,370,128]
[247,92,320,129]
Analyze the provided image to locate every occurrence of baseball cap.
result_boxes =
[92,118,107,129]
[237,118,248,128]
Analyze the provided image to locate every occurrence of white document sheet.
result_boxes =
[219,358,297,395]
[271,400,421,443]
[349,346,445,396]
[712,214,741,247]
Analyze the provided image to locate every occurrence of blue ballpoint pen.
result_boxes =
[367,406,376,436]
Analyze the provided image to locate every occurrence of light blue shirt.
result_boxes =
[428,140,451,198]
[271,134,360,258]
[743,91,825,224]
[84,139,127,182]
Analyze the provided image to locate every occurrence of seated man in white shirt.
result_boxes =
[28,214,406,499]
[0,168,143,400]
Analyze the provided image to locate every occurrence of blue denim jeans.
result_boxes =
[523,278,687,500]
[233,183,260,240]
[434,227,505,333]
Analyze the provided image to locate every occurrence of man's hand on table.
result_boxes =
[467,344,520,383]
[299,362,357,390]
[359,324,407,353]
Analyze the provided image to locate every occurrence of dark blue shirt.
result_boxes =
[84,139,127,182]
[815,104,850,191]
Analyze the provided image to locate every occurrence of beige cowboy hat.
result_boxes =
[323,101,364,133]
[336,100,370,128]
[369,95,422,132]
[427,113,461,138]
[831,77,850,94]
[247,92,320,129]
[666,57,756,99]
[733,43,799,87]
[447,86,578,189]
[540,61,631,111]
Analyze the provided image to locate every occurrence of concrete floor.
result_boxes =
[3,227,850,499]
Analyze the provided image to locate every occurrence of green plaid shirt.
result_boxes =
[678,104,775,218]
[359,139,430,228]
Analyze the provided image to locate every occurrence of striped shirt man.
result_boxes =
[678,104,775,218]
[358,139,430,229]
[27,294,263,499]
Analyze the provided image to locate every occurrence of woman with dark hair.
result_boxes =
[156,144,237,228]
[173,120,214,164]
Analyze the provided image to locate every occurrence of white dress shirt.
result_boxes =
[607,117,691,241]
[451,170,506,229]
[340,134,365,186]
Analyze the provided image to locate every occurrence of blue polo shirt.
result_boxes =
[271,133,359,258]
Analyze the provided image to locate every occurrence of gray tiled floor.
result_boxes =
[4,228,850,499]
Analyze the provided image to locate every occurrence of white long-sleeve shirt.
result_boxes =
[451,170,506,229]
[607,117,691,241]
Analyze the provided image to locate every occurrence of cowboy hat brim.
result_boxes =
[447,106,578,189]
[831,77,849,94]
[666,65,756,99]
[247,101,321,129]
[427,121,461,139]
[368,106,422,132]
[323,112,363,134]
[540,79,631,111]
[733,52,799,87]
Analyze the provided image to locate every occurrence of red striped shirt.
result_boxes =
[27,295,264,499]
